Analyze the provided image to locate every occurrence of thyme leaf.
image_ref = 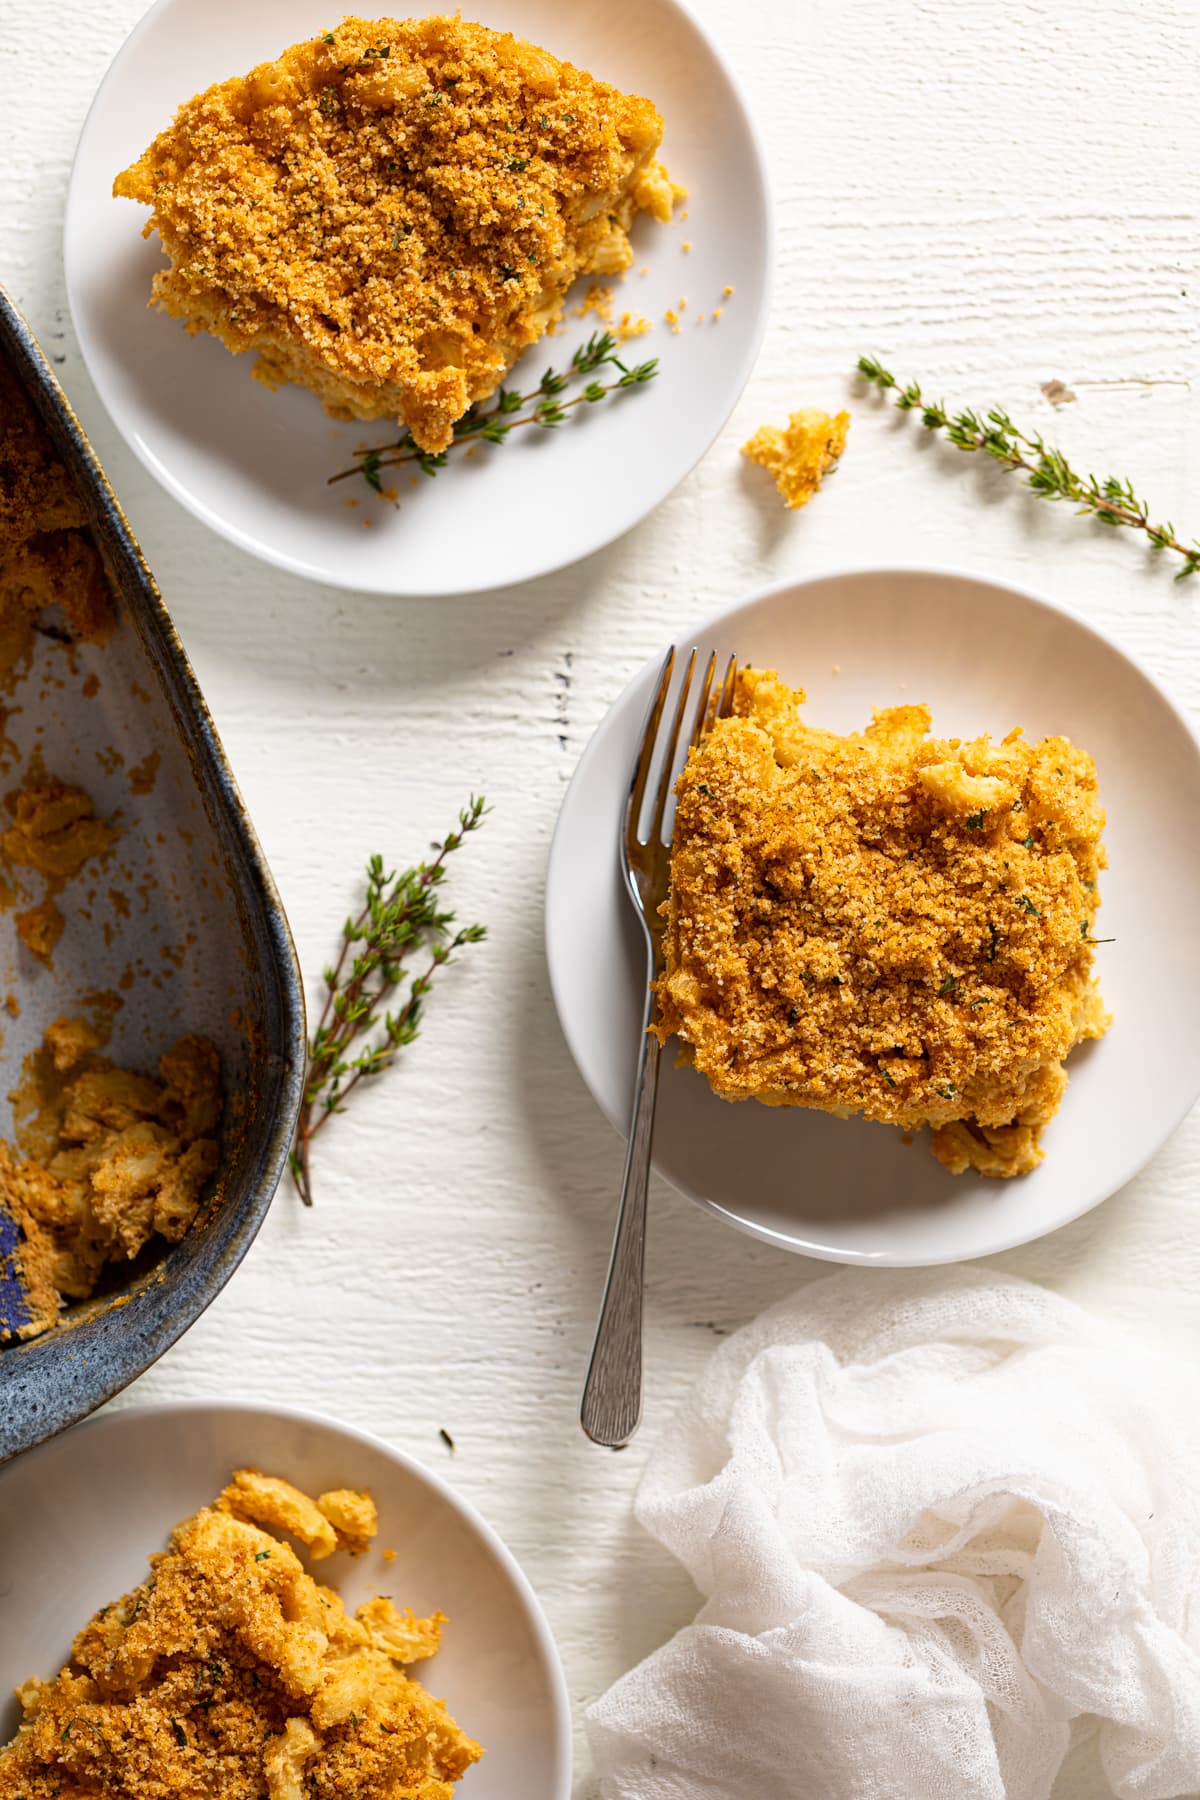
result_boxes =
[290,800,489,1205]
[330,333,659,492]
[857,355,1200,579]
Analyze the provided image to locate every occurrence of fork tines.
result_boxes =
[627,646,737,854]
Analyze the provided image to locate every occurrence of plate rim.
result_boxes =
[0,1396,574,1798]
[61,0,774,596]
[544,558,1200,1266]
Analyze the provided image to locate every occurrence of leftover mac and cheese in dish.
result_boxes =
[0,1017,221,1343]
[114,15,678,454]
[0,1470,482,1800]
[655,668,1109,1176]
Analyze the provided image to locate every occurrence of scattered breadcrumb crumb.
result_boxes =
[741,407,851,510]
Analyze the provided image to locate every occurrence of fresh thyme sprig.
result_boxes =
[290,799,488,1205]
[330,331,658,492]
[856,355,1200,580]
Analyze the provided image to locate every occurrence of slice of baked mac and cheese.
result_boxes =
[655,669,1109,1177]
[114,15,677,453]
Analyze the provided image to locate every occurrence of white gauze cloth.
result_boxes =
[587,1267,1200,1800]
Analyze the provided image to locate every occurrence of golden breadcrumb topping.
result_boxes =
[0,364,114,677]
[0,1472,482,1800]
[741,408,850,509]
[0,1020,221,1341]
[114,15,675,452]
[655,669,1109,1177]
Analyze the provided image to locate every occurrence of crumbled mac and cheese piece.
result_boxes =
[2,771,117,880]
[114,16,676,453]
[223,1469,341,1558]
[358,1593,446,1663]
[741,407,850,509]
[317,1486,379,1555]
[0,1474,482,1800]
[655,668,1109,1176]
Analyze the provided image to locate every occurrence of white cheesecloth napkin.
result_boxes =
[586,1267,1200,1800]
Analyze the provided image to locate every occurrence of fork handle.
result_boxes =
[580,994,662,1448]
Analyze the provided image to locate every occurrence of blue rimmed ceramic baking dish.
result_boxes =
[0,285,306,1462]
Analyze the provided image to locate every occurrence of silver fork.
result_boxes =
[580,645,738,1448]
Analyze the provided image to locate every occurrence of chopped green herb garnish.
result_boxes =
[936,1083,956,1099]
[172,1719,187,1749]
[321,30,335,43]
[507,157,528,172]
[255,1550,272,1562]
[1015,894,1041,916]
[938,974,957,996]
[964,810,985,830]
[880,1066,896,1087]
[1022,834,1035,849]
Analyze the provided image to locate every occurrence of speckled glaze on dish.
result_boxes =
[0,287,306,1463]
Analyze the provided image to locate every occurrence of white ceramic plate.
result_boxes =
[64,0,770,595]
[546,566,1200,1266]
[0,1401,571,1799]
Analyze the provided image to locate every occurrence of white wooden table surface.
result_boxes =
[4,1,1200,1793]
